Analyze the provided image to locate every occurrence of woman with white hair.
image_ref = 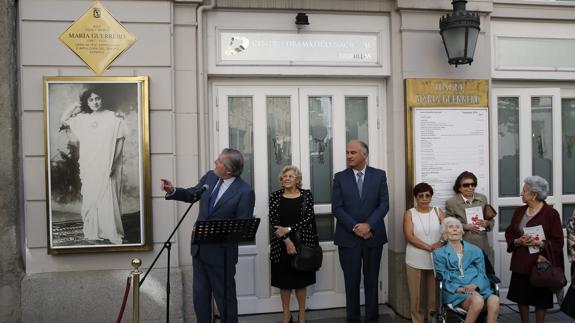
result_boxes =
[505,176,564,323]
[269,165,318,323]
[433,217,500,323]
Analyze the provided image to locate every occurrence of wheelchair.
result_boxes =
[433,251,500,323]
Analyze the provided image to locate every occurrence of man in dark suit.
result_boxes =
[160,148,255,323]
[332,140,390,323]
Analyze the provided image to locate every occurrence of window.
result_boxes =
[493,88,575,230]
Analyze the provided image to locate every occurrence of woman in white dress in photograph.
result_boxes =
[60,87,128,244]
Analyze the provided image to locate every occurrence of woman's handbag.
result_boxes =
[291,231,323,272]
[528,243,567,290]
[290,192,323,272]
[483,204,497,220]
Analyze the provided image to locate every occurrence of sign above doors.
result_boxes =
[219,31,379,65]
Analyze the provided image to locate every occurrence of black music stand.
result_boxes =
[192,218,260,323]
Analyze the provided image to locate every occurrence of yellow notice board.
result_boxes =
[405,78,488,108]
[59,1,136,75]
[405,79,490,208]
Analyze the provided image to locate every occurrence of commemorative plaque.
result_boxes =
[59,1,136,75]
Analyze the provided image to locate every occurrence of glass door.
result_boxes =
[491,88,563,301]
[214,82,383,314]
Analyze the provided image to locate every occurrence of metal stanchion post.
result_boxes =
[131,258,142,323]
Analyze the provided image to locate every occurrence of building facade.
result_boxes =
[1,0,574,322]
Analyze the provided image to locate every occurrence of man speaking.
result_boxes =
[160,148,255,323]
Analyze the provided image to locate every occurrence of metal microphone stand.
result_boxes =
[139,190,202,323]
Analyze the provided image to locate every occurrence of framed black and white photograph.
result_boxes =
[43,76,151,254]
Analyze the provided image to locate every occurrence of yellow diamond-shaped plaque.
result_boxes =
[59,1,136,75]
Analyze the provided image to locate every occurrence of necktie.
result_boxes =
[357,172,363,198]
[209,179,222,212]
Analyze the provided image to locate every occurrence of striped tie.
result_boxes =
[357,172,363,198]
[209,179,222,212]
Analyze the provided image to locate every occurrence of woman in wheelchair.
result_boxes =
[433,217,500,323]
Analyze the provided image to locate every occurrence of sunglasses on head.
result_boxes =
[461,183,477,188]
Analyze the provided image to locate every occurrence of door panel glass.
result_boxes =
[498,97,520,197]
[498,206,516,232]
[316,213,334,242]
[345,97,369,144]
[309,96,333,204]
[531,97,553,195]
[228,97,254,188]
[267,96,292,193]
[562,98,575,194]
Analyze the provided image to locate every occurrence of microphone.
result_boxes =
[191,184,209,202]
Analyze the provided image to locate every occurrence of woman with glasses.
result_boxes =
[403,182,445,323]
[269,165,318,323]
[445,171,494,264]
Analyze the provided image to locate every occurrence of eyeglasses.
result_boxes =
[461,183,477,188]
[416,193,432,198]
[281,175,296,180]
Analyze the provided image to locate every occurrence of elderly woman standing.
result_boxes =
[445,171,494,264]
[505,176,564,323]
[433,217,500,323]
[269,165,318,323]
[403,182,444,323]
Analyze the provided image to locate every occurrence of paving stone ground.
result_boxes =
[238,303,574,323]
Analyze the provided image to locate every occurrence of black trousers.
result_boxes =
[338,244,384,323]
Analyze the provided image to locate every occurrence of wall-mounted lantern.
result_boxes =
[439,0,480,66]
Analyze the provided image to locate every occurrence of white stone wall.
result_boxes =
[19,0,199,321]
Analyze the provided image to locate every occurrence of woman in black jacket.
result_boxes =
[270,165,318,323]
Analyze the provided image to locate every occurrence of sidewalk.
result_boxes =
[499,303,573,323]
[238,303,574,322]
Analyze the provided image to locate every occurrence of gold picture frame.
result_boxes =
[43,76,151,254]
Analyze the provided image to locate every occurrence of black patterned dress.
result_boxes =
[270,191,317,289]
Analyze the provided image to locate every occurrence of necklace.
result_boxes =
[527,202,543,217]
[451,242,465,277]
[415,209,431,236]
[283,188,300,198]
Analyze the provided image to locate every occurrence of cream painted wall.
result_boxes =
[19,0,199,275]
[19,1,200,321]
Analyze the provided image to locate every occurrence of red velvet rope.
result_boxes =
[116,276,132,323]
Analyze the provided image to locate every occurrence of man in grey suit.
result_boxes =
[332,140,390,323]
[161,148,255,323]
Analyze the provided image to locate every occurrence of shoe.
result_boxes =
[289,315,293,323]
